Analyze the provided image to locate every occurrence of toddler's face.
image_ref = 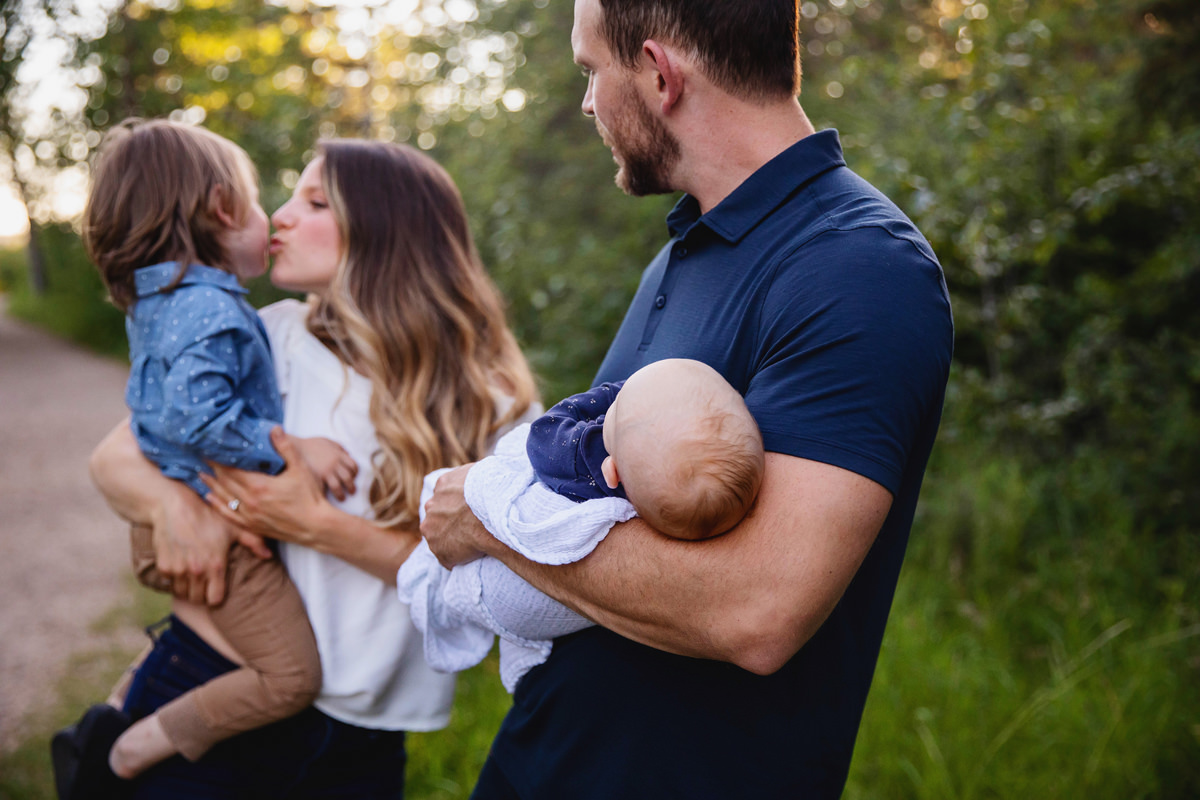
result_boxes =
[224,187,271,282]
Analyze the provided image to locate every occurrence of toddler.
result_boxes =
[63,119,351,791]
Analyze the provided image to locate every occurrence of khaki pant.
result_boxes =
[129,524,322,761]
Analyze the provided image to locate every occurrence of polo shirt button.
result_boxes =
[676,246,688,258]
[655,295,667,309]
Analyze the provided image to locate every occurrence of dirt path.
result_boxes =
[0,304,140,752]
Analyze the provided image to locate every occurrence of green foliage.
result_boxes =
[792,0,1200,542]
[1,225,127,358]
[75,0,325,212]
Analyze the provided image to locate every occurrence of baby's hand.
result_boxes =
[293,437,358,501]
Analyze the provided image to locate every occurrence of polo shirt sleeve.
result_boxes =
[745,226,952,496]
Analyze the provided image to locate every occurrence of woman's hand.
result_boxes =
[151,488,241,605]
[90,418,266,606]
[205,426,420,584]
[202,426,332,547]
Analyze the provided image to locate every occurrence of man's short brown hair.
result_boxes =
[597,0,801,102]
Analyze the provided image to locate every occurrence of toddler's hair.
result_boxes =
[83,119,259,311]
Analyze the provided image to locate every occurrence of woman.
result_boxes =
[89,139,538,798]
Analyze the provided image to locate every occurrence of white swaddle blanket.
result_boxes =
[397,424,637,692]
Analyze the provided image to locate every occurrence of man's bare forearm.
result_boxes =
[474,453,892,674]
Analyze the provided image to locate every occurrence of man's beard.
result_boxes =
[600,83,681,197]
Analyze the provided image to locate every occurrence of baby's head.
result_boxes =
[83,118,262,311]
[601,359,763,540]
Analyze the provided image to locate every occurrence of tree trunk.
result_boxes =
[25,220,46,295]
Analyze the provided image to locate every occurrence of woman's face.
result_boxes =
[269,157,342,294]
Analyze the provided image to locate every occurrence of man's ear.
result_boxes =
[642,39,683,114]
[601,455,621,490]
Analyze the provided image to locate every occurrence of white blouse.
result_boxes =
[259,299,458,731]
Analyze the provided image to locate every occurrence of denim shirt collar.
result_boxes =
[666,128,847,242]
[134,262,247,298]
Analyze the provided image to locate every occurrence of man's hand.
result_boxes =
[420,464,490,568]
[202,427,329,547]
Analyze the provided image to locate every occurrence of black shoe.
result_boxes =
[50,704,132,800]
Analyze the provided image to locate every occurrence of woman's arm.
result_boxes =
[89,419,260,605]
[202,427,420,585]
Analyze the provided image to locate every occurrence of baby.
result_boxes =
[527,357,763,539]
[400,359,763,691]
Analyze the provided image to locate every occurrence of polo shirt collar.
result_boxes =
[667,128,847,242]
[134,262,248,298]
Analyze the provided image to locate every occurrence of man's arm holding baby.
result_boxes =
[421,451,891,676]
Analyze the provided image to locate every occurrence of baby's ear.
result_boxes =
[600,456,621,489]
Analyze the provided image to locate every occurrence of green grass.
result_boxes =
[406,657,511,800]
[845,448,1200,799]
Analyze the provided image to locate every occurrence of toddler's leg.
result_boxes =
[113,547,320,774]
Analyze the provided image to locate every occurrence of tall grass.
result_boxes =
[846,443,1200,799]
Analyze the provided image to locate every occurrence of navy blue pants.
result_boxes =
[123,616,407,799]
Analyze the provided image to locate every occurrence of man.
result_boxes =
[422,0,954,796]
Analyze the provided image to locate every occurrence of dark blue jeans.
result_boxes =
[123,616,407,799]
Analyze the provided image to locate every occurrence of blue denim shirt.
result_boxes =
[125,262,285,495]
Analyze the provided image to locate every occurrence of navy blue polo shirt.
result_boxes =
[482,130,953,799]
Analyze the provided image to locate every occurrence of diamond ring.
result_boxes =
[228,498,241,512]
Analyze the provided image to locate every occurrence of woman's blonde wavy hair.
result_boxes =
[305,139,536,529]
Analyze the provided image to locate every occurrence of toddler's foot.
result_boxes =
[50,703,131,799]
[109,714,177,779]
